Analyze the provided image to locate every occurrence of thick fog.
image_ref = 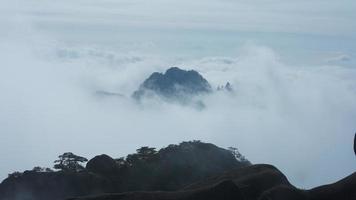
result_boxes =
[0,0,356,189]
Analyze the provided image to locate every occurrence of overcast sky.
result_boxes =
[0,0,355,189]
[4,0,355,35]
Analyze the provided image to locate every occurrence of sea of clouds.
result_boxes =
[0,0,355,189]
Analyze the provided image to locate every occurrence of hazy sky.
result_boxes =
[0,0,355,189]
[6,0,356,35]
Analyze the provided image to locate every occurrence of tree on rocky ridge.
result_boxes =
[54,152,88,172]
[136,146,157,159]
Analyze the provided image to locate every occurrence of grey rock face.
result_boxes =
[132,67,212,102]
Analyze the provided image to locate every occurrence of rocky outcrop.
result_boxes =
[86,154,119,176]
[132,67,212,102]
[308,172,356,200]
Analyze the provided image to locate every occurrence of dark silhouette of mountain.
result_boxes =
[69,164,356,200]
[0,141,249,200]
[69,180,244,200]
[1,140,355,200]
[67,164,356,200]
[308,172,356,200]
[132,67,212,102]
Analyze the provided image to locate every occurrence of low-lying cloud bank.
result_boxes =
[1,38,355,189]
[0,0,355,190]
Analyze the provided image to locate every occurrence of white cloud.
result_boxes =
[325,54,351,63]
[0,0,355,190]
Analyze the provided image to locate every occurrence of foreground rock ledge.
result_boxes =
[69,164,356,200]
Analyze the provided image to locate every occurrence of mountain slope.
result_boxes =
[69,165,356,200]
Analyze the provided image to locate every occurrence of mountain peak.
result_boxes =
[132,67,212,102]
